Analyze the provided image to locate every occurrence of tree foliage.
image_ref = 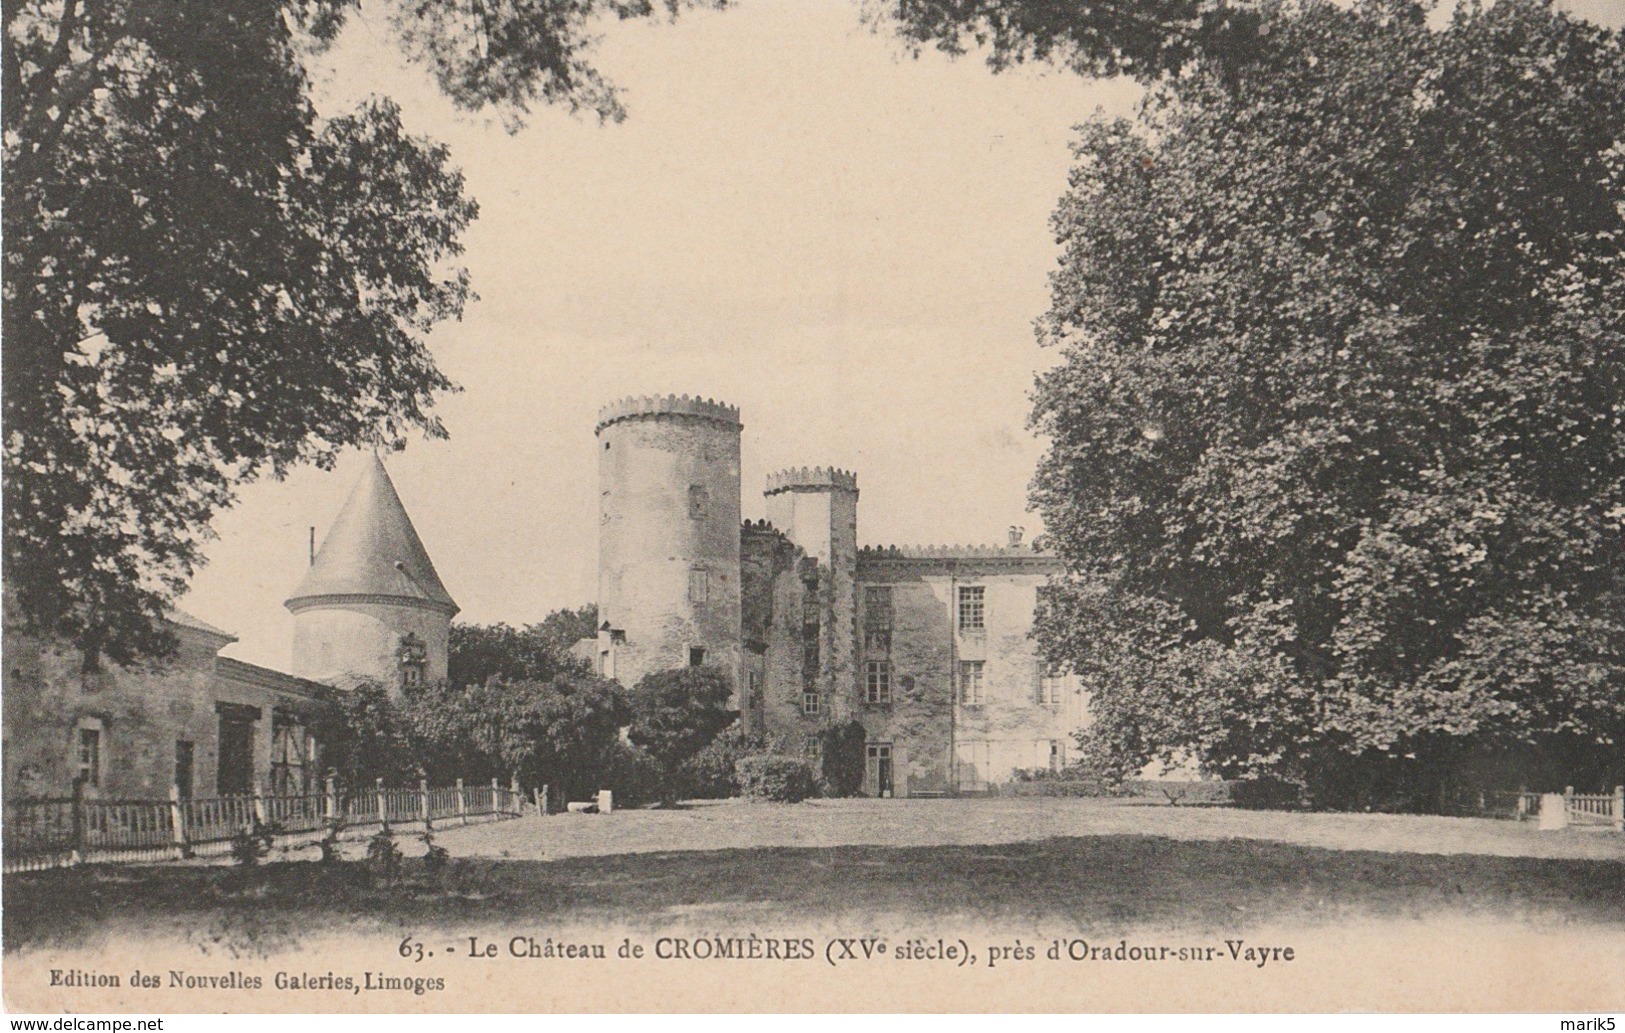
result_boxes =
[404,670,629,801]
[735,754,816,804]
[326,681,422,788]
[2,0,708,666]
[869,0,1265,81]
[626,665,735,778]
[680,719,764,798]
[816,719,868,797]
[404,608,626,799]
[1031,0,1625,808]
[446,606,597,689]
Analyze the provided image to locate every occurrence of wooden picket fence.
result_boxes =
[2,777,526,874]
[1561,786,1624,830]
[1483,786,1623,831]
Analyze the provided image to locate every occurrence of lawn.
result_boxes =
[5,799,1621,1012]
[6,797,1622,949]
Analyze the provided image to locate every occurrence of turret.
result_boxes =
[285,454,458,693]
[595,395,743,694]
[764,466,859,721]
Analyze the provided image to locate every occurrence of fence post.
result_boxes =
[510,775,520,814]
[251,779,267,828]
[420,778,430,827]
[325,776,338,822]
[1517,784,1528,821]
[70,777,85,866]
[1614,786,1623,834]
[168,783,189,860]
[491,778,500,815]
[540,785,548,817]
[376,777,387,826]
[456,778,467,826]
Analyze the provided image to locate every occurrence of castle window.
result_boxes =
[803,735,822,762]
[865,661,891,705]
[1039,665,1067,706]
[802,692,821,716]
[688,485,708,519]
[864,629,891,653]
[957,586,985,632]
[958,661,985,705]
[863,586,893,629]
[689,646,706,667]
[688,568,709,604]
[396,633,428,689]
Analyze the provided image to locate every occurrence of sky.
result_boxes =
[179,0,1625,672]
[180,2,1142,669]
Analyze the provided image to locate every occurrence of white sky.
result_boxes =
[181,2,1140,669]
[179,0,1623,671]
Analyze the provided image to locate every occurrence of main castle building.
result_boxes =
[593,394,1088,796]
[3,395,1086,803]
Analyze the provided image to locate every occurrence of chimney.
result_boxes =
[1008,525,1025,548]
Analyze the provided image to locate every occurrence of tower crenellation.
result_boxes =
[764,466,859,496]
[595,394,742,435]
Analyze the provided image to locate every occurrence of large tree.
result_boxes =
[406,607,625,797]
[447,606,597,689]
[2,0,707,666]
[1030,0,1625,808]
[872,0,1263,80]
[626,665,735,777]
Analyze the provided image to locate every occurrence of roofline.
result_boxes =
[216,656,333,700]
[857,552,1063,578]
[164,612,237,647]
[285,592,460,619]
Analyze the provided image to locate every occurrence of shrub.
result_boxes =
[816,720,867,797]
[229,819,278,866]
[735,754,816,803]
[421,820,449,873]
[366,823,403,881]
[681,722,764,798]
[1231,776,1304,810]
[318,815,348,865]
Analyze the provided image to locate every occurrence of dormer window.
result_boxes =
[688,485,708,519]
[397,633,428,689]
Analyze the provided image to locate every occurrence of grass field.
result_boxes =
[6,797,1622,955]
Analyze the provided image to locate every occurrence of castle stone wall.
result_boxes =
[3,621,330,801]
[597,396,743,696]
[288,600,450,690]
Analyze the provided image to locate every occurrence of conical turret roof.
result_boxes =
[285,454,458,616]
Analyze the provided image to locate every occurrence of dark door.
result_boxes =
[217,718,254,796]
[867,743,894,798]
[174,740,194,798]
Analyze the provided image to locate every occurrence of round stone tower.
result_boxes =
[596,394,743,694]
[285,454,458,694]
[764,467,859,720]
